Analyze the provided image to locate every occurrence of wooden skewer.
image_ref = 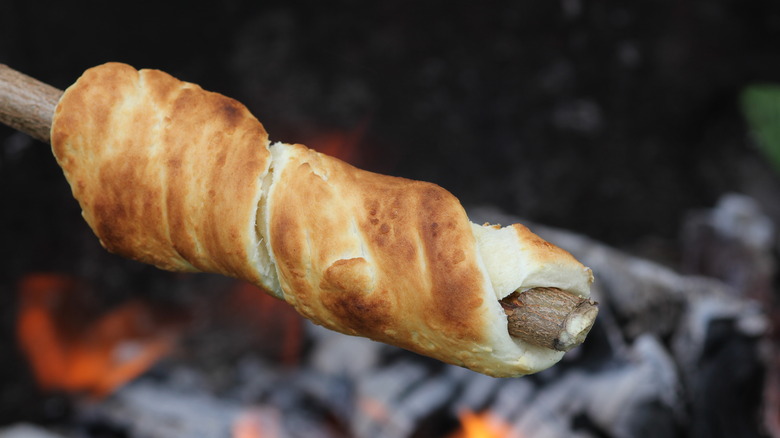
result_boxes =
[501,287,598,351]
[0,63,598,351]
[0,64,63,143]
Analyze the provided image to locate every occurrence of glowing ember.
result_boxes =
[232,408,283,438]
[16,273,183,397]
[300,118,370,166]
[448,410,513,438]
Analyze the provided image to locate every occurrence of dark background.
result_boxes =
[3,0,780,252]
[1,0,780,428]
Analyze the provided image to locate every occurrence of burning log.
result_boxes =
[15,273,185,398]
[0,63,597,377]
[447,410,511,438]
[1,203,765,438]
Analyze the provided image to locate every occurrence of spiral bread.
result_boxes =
[50,63,594,377]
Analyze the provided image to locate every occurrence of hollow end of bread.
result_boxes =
[470,222,593,301]
[468,222,594,375]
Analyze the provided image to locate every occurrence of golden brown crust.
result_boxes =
[51,63,273,289]
[511,223,580,268]
[50,62,594,377]
[267,144,496,368]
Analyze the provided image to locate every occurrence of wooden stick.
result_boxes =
[0,64,63,143]
[501,287,598,351]
[0,64,598,352]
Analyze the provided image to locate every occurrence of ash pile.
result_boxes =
[2,193,775,438]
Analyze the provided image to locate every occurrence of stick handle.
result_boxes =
[0,64,63,143]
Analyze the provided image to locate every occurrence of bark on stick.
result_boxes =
[0,64,63,143]
[501,287,598,351]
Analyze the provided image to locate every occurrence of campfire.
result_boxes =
[16,273,182,398]
[447,411,512,438]
[1,139,776,438]
[1,4,779,436]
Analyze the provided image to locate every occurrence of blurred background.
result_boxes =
[1,1,779,437]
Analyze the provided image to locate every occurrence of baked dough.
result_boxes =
[51,63,593,377]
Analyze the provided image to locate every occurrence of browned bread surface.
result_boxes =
[266,143,500,371]
[50,62,593,377]
[51,63,275,290]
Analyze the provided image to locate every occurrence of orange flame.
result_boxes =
[16,273,183,398]
[232,408,283,438]
[300,118,370,166]
[448,410,513,438]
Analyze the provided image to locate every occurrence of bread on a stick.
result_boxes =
[51,63,594,377]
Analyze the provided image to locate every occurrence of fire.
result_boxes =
[300,118,370,166]
[232,408,283,438]
[16,273,305,398]
[16,273,183,398]
[449,410,513,438]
